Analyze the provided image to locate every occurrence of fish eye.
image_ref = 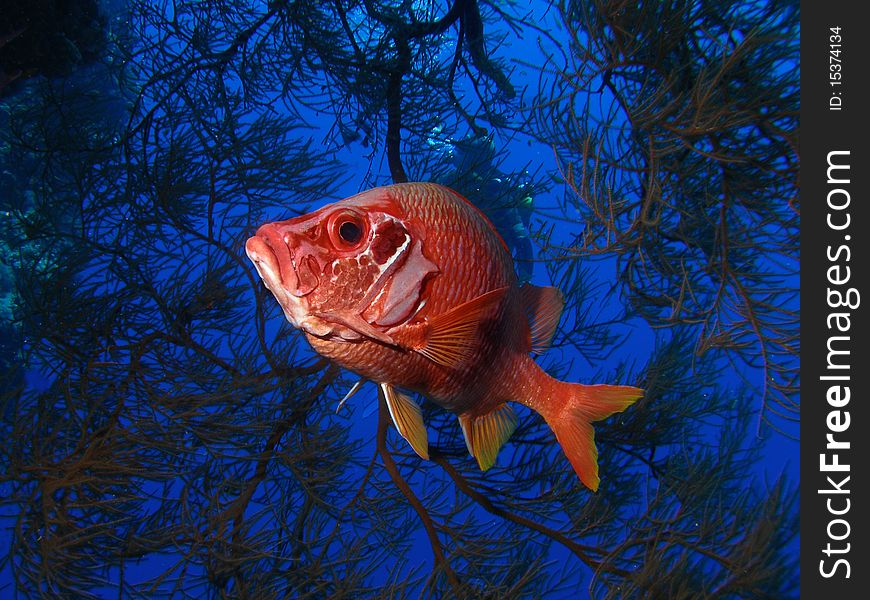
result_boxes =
[339,220,362,244]
[328,210,367,250]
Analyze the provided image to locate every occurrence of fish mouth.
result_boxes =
[245,235,292,293]
[246,233,313,330]
[245,229,320,298]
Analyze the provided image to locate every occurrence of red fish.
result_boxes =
[245,183,642,491]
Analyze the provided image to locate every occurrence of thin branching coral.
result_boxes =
[529,0,799,437]
[1,1,798,598]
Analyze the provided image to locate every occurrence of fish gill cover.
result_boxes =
[0,0,798,598]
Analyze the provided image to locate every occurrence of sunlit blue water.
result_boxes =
[0,0,799,597]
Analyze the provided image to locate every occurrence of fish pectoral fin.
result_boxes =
[519,284,565,354]
[313,310,396,346]
[458,403,518,471]
[413,286,508,368]
[380,383,429,460]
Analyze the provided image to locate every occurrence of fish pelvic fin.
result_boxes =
[336,378,366,413]
[313,309,397,345]
[458,403,518,472]
[539,381,642,492]
[380,383,429,460]
[411,286,508,368]
[519,284,564,354]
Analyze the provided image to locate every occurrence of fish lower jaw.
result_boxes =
[276,296,316,332]
[258,277,309,331]
[297,316,333,337]
[250,258,313,332]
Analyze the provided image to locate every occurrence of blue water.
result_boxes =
[0,0,799,597]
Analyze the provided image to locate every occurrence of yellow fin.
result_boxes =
[519,284,564,354]
[458,414,474,457]
[380,383,429,460]
[458,404,518,471]
[415,287,508,368]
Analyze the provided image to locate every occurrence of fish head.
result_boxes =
[245,190,437,340]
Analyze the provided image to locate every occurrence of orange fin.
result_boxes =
[414,287,508,368]
[519,284,565,354]
[543,383,642,492]
[380,383,429,460]
[458,403,518,471]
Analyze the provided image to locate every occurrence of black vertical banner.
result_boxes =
[801,1,869,597]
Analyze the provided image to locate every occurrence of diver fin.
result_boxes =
[414,287,508,368]
[519,284,564,354]
[380,383,429,460]
[457,404,518,471]
[314,310,396,346]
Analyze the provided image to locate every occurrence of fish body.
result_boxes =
[245,183,641,491]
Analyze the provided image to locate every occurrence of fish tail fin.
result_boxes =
[539,381,643,492]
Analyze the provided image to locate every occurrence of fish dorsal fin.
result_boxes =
[415,286,508,368]
[519,284,564,354]
[458,403,518,471]
[380,383,429,460]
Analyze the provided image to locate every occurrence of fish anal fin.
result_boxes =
[413,286,508,368]
[381,383,429,460]
[458,404,518,471]
[458,414,474,457]
[520,284,565,354]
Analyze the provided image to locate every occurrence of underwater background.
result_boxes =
[1,0,799,598]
